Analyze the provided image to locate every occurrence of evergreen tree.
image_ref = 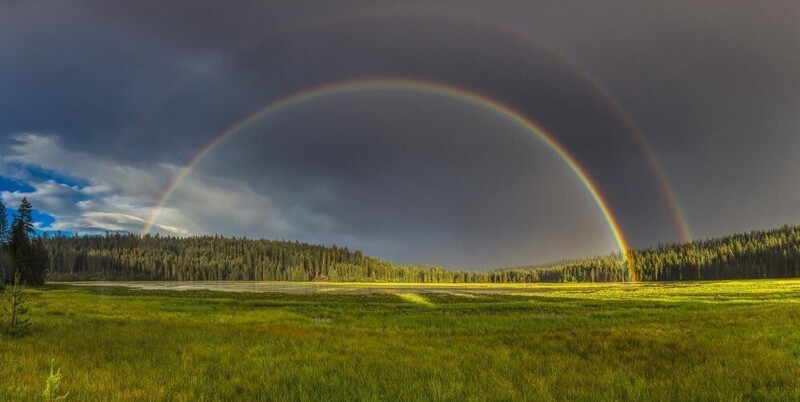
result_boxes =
[9,210,32,283]
[42,359,69,401]
[0,247,9,286]
[8,198,47,285]
[0,199,8,245]
[0,199,9,285]
[15,197,34,236]
[2,272,31,336]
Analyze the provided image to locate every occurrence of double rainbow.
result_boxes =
[140,78,638,280]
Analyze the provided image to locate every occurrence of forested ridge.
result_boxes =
[42,224,800,283]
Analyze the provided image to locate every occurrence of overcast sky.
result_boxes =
[1,1,798,269]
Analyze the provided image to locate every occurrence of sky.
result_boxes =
[1,1,799,269]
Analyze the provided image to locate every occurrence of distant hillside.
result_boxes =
[43,225,800,283]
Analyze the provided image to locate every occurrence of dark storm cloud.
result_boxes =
[1,0,798,267]
[195,92,614,267]
[501,0,800,240]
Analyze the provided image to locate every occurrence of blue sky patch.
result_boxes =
[0,176,36,193]
[24,165,91,188]
[32,209,55,228]
[0,207,68,236]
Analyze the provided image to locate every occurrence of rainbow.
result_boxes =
[356,7,695,242]
[553,62,694,243]
[141,78,638,280]
[121,7,691,244]
[309,5,694,242]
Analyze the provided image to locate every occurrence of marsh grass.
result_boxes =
[1,279,799,400]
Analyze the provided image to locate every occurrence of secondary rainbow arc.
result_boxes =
[142,78,638,281]
[121,8,692,243]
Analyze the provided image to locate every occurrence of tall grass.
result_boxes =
[1,280,799,400]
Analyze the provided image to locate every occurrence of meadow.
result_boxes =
[2,280,800,401]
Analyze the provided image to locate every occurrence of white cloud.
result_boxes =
[0,133,319,238]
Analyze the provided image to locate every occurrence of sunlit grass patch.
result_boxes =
[447,292,480,298]
[396,293,435,307]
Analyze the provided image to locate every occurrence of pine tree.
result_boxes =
[2,272,31,336]
[10,209,32,282]
[16,197,34,236]
[42,359,69,401]
[0,199,8,285]
[9,198,47,285]
[0,199,8,245]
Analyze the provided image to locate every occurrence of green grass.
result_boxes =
[2,279,800,401]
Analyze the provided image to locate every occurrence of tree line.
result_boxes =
[487,224,800,282]
[0,198,48,286]
[40,224,800,283]
[43,233,469,282]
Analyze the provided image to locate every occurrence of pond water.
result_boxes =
[54,281,586,295]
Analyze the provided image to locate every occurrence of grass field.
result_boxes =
[2,280,800,401]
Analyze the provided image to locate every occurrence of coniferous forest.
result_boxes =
[39,224,800,283]
[4,196,800,284]
[0,197,49,286]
